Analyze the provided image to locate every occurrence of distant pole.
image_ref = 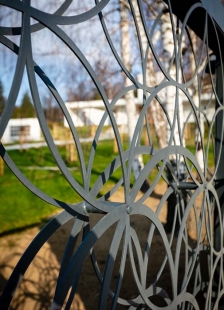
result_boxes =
[114,126,123,153]
[184,123,191,140]
[113,126,119,154]
[113,137,118,154]
[65,129,70,162]
[69,132,77,162]
[120,126,124,146]
[53,123,58,140]
[91,125,95,137]
[19,127,23,152]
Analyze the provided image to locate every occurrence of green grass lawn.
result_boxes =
[0,140,133,234]
[0,136,215,235]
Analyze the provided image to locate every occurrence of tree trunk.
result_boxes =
[120,1,149,192]
[160,11,185,150]
[160,7,187,232]
[190,33,205,174]
[133,0,167,150]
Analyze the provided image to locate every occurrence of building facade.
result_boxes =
[1,118,41,144]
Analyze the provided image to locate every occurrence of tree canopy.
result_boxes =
[12,92,35,118]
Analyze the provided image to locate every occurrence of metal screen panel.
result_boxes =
[0,0,224,309]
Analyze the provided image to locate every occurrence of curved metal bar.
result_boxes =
[0,0,223,308]
[98,219,125,308]
[42,25,129,204]
[0,9,27,138]
[95,0,138,86]
[0,211,75,309]
[0,0,73,35]
[0,143,87,216]
[52,208,126,308]
[0,0,110,26]
[0,35,87,186]
[86,85,136,192]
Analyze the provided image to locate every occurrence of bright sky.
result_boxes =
[0,0,126,107]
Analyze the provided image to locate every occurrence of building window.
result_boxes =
[10,125,30,137]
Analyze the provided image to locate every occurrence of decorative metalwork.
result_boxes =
[0,0,224,309]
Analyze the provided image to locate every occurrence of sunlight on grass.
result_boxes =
[0,131,215,234]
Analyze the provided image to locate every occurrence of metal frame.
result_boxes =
[0,0,224,309]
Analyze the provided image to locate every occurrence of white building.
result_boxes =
[64,93,215,129]
[63,98,140,128]
[1,118,41,144]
